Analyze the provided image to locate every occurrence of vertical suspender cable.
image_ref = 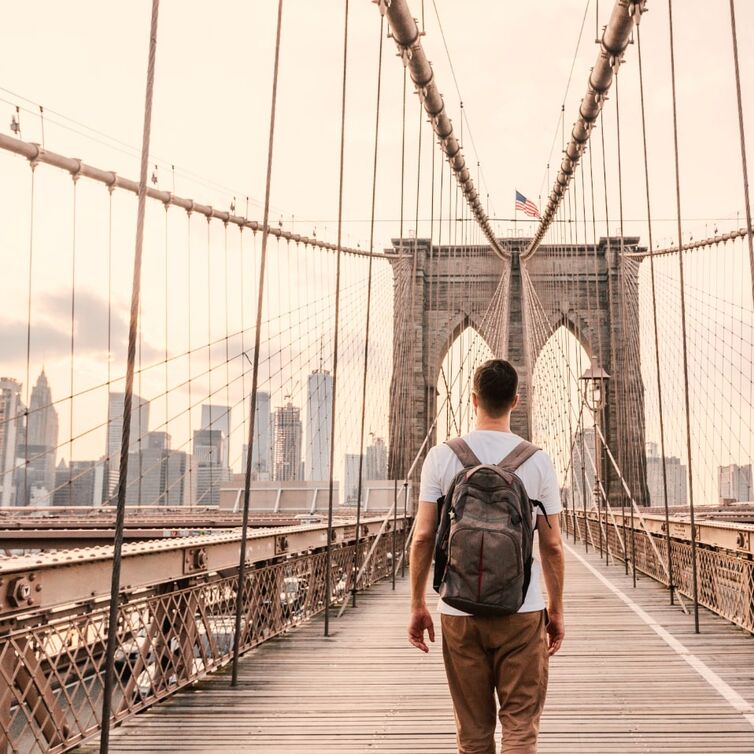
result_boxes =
[613,73,636,587]
[22,165,35,505]
[231,0,284,684]
[727,0,754,306]
[667,0,700,633]
[324,0,350,637]
[352,13,385,609]
[68,179,78,499]
[636,24,675,604]
[99,1,160,750]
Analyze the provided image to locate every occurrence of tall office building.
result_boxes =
[344,453,364,504]
[124,431,191,506]
[193,428,229,505]
[25,369,58,503]
[305,370,332,481]
[365,436,388,480]
[719,464,753,503]
[250,391,271,479]
[0,378,22,507]
[646,444,688,507]
[105,392,150,501]
[163,450,194,505]
[53,459,105,507]
[272,402,302,481]
[200,405,231,468]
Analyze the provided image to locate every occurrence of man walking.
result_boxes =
[408,359,565,754]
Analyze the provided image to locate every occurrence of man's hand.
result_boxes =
[546,611,564,656]
[408,606,435,653]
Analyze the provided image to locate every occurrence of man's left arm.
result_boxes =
[407,501,438,653]
[538,513,565,655]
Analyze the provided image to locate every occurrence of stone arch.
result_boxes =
[548,311,596,364]
[430,311,496,394]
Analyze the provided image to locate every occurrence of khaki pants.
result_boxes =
[441,610,548,754]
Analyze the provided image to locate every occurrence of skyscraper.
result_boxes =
[105,392,150,502]
[344,453,364,504]
[200,404,231,468]
[719,464,753,503]
[0,378,22,507]
[646,444,688,507]
[273,402,302,481]
[365,436,388,480]
[53,459,105,507]
[305,370,332,481]
[193,428,229,505]
[251,391,271,479]
[25,369,58,503]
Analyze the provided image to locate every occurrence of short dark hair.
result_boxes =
[472,359,518,417]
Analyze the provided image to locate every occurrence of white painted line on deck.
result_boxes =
[565,542,754,729]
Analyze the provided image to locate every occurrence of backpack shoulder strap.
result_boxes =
[498,440,540,472]
[445,438,481,468]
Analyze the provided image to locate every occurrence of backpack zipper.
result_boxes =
[477,532,484,601]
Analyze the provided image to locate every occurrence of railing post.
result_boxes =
[392,479,398,590]
[401,483,408,578]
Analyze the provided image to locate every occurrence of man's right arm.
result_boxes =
[407,501,437,653]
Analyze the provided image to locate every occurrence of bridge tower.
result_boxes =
[387,237,649,507]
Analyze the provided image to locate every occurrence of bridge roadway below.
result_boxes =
[81,543,754,753]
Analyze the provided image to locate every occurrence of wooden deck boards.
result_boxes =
[84,541,754,753]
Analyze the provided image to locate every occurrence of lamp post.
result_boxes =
[580,366,610,561]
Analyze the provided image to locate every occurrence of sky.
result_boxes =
[0,1,753,498]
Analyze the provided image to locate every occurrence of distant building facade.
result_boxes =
[105,392,150,502]
[250,391,272,479]
[23,369,58,504]
[0,378,23,506]
[344,453,364,504]
[365,436,388,480]
[53,459,105,507]
[273,402,302,481]
[305,370,332,481]
[719,463,753,503]
[193,428,229,505]
[646,443,688,507]
[200,404,231,468]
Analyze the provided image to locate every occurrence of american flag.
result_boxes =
[515,190,541,219]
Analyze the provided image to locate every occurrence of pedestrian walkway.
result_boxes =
[85,543,754,753]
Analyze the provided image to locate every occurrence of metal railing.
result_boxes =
[564,508,754,633]
[0,517,407,754]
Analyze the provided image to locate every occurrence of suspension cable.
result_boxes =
[351,12,385,610]
[727,0,754,307]
[99,1,160,750]
[231,0,284,684]
[323,0,350,637]
[667,0,700,633]
[636,23,675,605]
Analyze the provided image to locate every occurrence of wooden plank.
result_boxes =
[79,543,754,753]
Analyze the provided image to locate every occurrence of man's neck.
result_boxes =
[474,413,512,432]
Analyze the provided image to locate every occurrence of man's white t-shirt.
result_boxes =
[418,429,562,616]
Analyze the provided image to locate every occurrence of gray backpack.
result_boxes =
[432,438,548,616]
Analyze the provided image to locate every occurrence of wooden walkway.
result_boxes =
[86,542,754,753]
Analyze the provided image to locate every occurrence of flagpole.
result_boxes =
[513,190,517,247]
